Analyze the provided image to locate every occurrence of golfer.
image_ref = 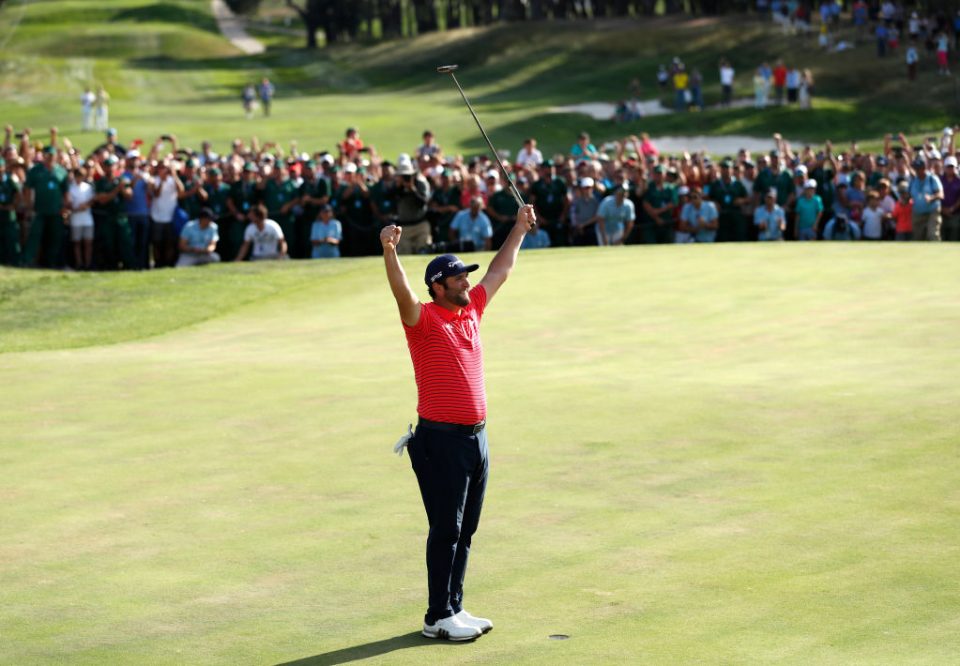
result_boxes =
[381,203,536,641]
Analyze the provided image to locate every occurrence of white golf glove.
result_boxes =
[393,423,414,456]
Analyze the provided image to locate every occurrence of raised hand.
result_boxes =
[380,224,402,250]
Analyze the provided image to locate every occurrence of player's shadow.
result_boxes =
[274,631,472,665]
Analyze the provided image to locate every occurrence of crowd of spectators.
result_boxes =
[1,121,957,273]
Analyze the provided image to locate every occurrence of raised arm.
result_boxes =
[380,225,421,327]
[478,204,536,302]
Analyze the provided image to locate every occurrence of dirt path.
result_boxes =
[211,0,266,55]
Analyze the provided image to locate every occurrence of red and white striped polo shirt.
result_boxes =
[403,284,487,425]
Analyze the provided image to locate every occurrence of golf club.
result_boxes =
[437,64,531,221]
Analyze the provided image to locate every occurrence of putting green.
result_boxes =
[1,244,958,664]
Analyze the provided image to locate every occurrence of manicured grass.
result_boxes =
[1,245,959,663]
[0,2,954,159]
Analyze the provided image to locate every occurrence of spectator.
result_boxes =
[876,21,889,57]
[909,158,944,240]
[939,155,960,241]
[242,83,256,119]
[673,64,690,111]
[680,188,719,243]
[261,162,299,255]
[753,67,770,108]
[709,159,750,242]
[906,40,919,79]
[236,204,287,261]
[485,171,519,249]
[520,221,551,249]
[310,203,342,258]
[530,159,568,246]
[178,158,207,226]
[772,60,787,104]
[0,157,22,266]
[794,178,824,240]
[226,162,261,261]
[656,64,669,89]
[94,85,109,131]
[428,169,461,243]
[936,31,950,75]
[754,189,786,241]
[689,68,704,110]
[259,77,275,116]
[299,159,331,256]
[67,166,95,270]
[892,181,913,240]
[23,146,68,269]
[860,190,885,240]
[516,138,543,169]
[823,214,862,240]
[176,207,220,266]
[719,59,735,106]
[123,150,151,269]
[642,165,677,244]
[416,130,442,165]
[340,127,367,162]
[394,155,432,255]
[570,132,599,162]
[785,67,801,104]
[799,70,813,109]
[80,87,95,132]
[449,196,493,252]
[569,177,600,246]
[149,160,184,268]
[93,155,135,270]
[596,182,635,246]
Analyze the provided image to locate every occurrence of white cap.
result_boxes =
[396,158,415,176]
[125,149,140,159]
[578,177,595,188]
[945,156,958,168]
[485,169,499,180]
[677,185,690,195]
[928,149,942,160]
[343,162,358,173]
[320,154,335,165]
[804,178,817,189]
[944,127,954,136]
[795,164,808,174]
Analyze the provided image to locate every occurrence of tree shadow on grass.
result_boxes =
[275,631,473,666]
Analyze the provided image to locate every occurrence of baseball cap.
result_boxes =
[578,177,595,188]
[198,207,215,219]
[42,145,56,155]
[677,185,690,195]
[125,149,140,159]
[344,162,358,174]
[912,157,926,168]
[795,165,808,176]
[804,178,817,189]
[243,162,258,172]
[945,156,958,168]
[424,254,480,287]
[104,155,119,166]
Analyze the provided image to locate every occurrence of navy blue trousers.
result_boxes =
[407,422,489,625]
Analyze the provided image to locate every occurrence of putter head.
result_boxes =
[436,65,459,74]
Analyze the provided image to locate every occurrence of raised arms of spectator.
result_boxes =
[380,224,420,327]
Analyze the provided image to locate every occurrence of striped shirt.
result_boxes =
[404,285,487,425]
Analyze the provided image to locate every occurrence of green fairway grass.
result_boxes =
[2,245,959,664]
[1,1,955,158]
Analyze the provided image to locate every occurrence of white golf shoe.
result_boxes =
[455,609,493,634]
[422,614,482,641]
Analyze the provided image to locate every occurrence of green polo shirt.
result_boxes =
[204,182,231,218]
[488,188,519,225]
[26,163,68,215]
[180,175,204,219]
[230,179,260,215]
[709,178,748,214]
[94,176,128,217]
[531,177,567,220]
[263,178,298,218]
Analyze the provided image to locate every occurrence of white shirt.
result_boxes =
[68,181,94,227]
[150,174,179,223]
[244,219,284,258]
[516,146,543,168]
[80,91,95,110]
[720,66,735,86]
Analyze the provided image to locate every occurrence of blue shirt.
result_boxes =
[680,201,718,242]
[179,220,219,250]
[123,171,149,216]
[520,228,551,250]
[753,204,786,240]
[450,209,493,249]
[597,195,635,239]
[823,218,862,240]
[310,218,342,258]
[909,173,943,215]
